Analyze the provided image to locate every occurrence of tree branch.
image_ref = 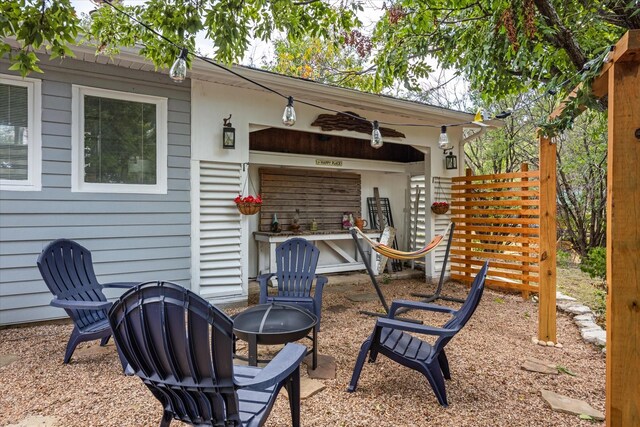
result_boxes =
[533,0,587,69]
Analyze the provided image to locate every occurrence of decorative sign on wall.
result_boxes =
[315,159,343,167]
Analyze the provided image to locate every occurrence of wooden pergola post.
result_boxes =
[602,32,640,427]
[538,135,557,343]
[549,30,639,425]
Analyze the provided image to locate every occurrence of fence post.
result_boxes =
[538,135,557,343]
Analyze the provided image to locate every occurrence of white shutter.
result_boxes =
[198,161,243,299]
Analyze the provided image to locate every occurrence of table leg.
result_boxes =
[248,334,258,367]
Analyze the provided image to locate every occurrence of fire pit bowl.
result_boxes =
[233,303,317,345]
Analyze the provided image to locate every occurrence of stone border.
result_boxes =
[556,292,606,352]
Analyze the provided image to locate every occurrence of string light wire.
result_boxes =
[101,0,609,132]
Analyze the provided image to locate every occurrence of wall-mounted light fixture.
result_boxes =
[444,149,458,170]
[222,114,235,149]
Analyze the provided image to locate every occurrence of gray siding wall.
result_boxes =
[0,56,191,325]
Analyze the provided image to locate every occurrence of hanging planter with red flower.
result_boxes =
[234,163,263,215]
[431,201,449,215]
[234,194,262,215]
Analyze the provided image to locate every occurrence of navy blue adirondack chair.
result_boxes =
[36,238,136,364]
[258,237,328,331]
[108,281,307,427]
[347,261,489,407]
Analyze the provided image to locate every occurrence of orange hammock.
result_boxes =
[350,222,453,260]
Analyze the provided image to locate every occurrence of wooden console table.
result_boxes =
[254,230,381,275]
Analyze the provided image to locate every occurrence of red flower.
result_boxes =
[431,201,449,207]
[235,194,262,205]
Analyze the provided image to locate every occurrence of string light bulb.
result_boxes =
[282,96,296,126]
[371,121,383,149]
[169,48,188,83]
[438,125,452,150]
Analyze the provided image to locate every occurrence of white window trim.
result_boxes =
[71,85,168,194]
[0,74,42,192]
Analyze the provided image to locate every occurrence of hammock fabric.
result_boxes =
[351,222,453,260]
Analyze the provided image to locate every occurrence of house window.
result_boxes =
[72,86,167,194]
[0,75,41,191]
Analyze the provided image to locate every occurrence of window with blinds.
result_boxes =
[0,75,40,191]
[0,83,29,181]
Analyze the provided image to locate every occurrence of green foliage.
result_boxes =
[2,0,361,75]
[0,0,80,77]
[557,249,573,268]
[556,111,608,256]
[580,246,607,281]
[366,0,632,132]
[263,36,374,89]
[592,288,607,323]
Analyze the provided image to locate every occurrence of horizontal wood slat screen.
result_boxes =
[450,165,540,296]
[259,168,361,232]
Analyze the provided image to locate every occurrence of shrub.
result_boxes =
[580,246,606,282]
[557,249,573,267]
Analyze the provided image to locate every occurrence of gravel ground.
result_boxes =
[0,279,605,426]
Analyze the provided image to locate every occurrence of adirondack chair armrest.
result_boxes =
[50,298,112,310]
[376,317,457,337]
[235,343,306,389]
[389,299,458,318]
[102,281,138,289]
[257,273,276,304]
[313,275,328,300]
[315,275,328,291]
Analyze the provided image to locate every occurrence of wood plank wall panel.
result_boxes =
[250,128,423,163]
[449,167,541,295]
[259,168,361,232]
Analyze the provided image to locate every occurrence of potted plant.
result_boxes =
[234,194,262,215]
[431,201,449,215]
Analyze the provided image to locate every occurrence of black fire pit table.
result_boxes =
[233,302,318,369]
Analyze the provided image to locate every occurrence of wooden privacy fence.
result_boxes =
[450,165,540,297]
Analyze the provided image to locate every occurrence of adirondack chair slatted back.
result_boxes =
[348,261,489,407]
[275,238,320,298]
[108,281,240,426]
[37,239,108,329]
[434,261,488,354]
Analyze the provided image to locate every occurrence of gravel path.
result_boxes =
[0,279,605,426]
